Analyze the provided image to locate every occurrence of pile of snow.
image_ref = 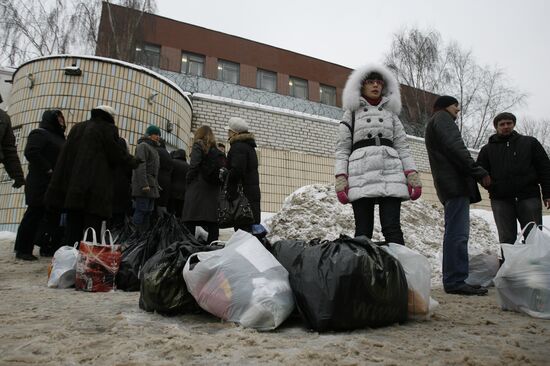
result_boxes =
[265,184,500,286]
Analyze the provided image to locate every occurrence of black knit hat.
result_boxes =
[433,95,459,112]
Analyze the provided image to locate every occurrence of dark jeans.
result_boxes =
[64,210,105,247]
[185,221,219,243]
[443,196,470,290]
[351,197,404,244]
[14,205,45,255]
[133,197,155,232]
[491,197,542,244]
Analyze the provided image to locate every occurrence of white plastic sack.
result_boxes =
[47,246,78,288]
[183,230,294,330]
[383,243,437,320]
[466,253,500,287]
[494,223,550,319]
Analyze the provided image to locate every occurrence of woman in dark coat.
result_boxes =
[168,149,189,217]
[46,105,139,247]
[225,117,261,232]
[182,126,223,243]
[110,137,133,227]
[14,110,66,260]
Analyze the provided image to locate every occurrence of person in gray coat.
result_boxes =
[334,64,422,245]
[132,125,161,232]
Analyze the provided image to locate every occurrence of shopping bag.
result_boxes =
[383,243,436,320]
[494,222,550,319]
[75,228,122,292]
[183,230,294,330]
[466,252,500,288]
[47,245,78,288]
[217,176,254,229]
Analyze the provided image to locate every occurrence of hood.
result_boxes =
[488,130,520,144]
[229,132,257,147]
[39,110,65,137]
[138,136,159,147]
[170,149,187,161]
[342,63,402,114]
[90,108,115,124]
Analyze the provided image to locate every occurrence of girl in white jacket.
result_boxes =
[334,64,422,244]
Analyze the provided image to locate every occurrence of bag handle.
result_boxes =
[102,229,116,250]
[82,227,98,245]
[514,221,537,244]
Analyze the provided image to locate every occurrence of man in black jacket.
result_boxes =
[0,93,25,189]
[477,112,550,244]
[425,95,490,296]
[14,110,66,260]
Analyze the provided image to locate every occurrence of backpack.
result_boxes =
[201,147,226,185]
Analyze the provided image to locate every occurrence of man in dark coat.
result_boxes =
[425,96,490,296]
[225,117,261,232]
[46,105,139,246]
[14,110,66,260]
[168,149,189,218]
[110,137,133,227]
[0,93,25,189]
[155,138,173,216]
[477,112,550,244]
[132,125,161,232]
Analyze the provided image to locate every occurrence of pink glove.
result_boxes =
[335,174,349,204]
[405,170,422,201]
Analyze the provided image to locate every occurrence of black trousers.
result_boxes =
[185,221,219,244]
[491,197,542,244]
[14,205,45,255]
[64,210,105,247]
[351,197,405,245]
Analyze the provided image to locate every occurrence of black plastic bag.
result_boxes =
[116,215,201,291]
[272,235,408,332]
[139,241,223,315]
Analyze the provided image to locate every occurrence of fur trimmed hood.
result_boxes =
[229,132,257,147]
[342,63,402,114]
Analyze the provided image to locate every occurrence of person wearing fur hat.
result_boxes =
[335,64,421,245]
[225,117,261,232]
[46,105,140,246]
[425,95,490,296]
[477,112,550,244]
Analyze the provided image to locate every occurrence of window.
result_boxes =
[256,69,277,92]
[217,60,240,84]
[320,84,336,106]
[135,43,160,68]
[289,77,308,100]
[181,52,204,76]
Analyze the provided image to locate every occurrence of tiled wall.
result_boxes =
[0,56,193,230]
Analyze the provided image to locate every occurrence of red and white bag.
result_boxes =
[75,228,122,292]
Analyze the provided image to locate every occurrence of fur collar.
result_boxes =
[229,132,256,145]
[342,63,402,114]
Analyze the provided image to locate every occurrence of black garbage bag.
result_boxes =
[116,215,201,291]
[139,241,223,315]
[272,235,408,332]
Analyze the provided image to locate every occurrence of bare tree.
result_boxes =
[516,118,550,155]
[384,27,525,147]
[0,0,157,67]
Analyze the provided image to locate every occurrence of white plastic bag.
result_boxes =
[383,243,437,320]
[494,222,550,319]
[47,246,78,288]
[183,230,294,330]
[466,253,500,287]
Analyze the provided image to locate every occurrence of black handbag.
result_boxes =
[218,176,255,229]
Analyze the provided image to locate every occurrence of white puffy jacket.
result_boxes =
[334,64,417,201]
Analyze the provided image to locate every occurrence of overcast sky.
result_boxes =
[156,0,549,122]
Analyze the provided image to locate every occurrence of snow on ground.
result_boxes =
[266,184,501,287]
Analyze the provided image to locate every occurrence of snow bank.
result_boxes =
[266,184,500,286]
